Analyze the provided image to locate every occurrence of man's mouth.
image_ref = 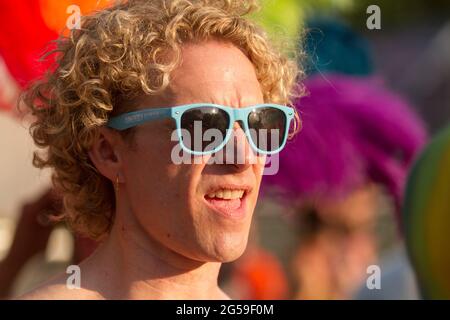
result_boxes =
[203,186,250,219]
[206,189,245,200]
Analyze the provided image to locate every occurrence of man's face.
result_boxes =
[119,40,266,262]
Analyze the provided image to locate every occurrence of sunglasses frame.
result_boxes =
[107,103,295,155]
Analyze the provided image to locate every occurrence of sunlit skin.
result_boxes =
[20,40,267,299]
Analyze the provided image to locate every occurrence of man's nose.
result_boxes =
[222,122,259,167]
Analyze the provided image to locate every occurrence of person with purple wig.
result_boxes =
[262,74,427,299]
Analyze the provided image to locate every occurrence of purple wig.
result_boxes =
[263,74,428,216]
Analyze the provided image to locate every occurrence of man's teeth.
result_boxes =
[207,189,245,200]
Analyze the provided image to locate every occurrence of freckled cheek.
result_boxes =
[190,168,204,196]
[130,130,204,211]
[122,147,173,201]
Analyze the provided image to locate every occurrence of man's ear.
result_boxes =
[88,127,124,182]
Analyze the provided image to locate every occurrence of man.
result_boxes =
[20,0,300,299]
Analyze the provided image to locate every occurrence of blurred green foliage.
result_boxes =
[252,0,450,42]
[251,0,355,43]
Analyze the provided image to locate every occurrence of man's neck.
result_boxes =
[79,205,226,299]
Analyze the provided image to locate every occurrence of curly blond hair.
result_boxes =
[23,0,303,239]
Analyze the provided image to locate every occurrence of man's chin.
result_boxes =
[207,236,249,263]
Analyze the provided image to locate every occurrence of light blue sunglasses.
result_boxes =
[107,103,295,155]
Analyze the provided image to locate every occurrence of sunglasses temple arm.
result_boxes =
[107,107,173,130]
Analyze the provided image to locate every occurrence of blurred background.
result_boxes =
[0,0,449,299]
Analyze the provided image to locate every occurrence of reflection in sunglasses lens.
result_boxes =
[248,107,286,152]
[180,107,229,152]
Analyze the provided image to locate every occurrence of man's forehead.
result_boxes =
[169,43,261,99]
[173,41,258,81]
[132,41,263,108]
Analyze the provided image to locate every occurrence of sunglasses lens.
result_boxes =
[180,107,229,153]
[248,107,287,152]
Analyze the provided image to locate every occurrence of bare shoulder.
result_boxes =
[16,272,101,300]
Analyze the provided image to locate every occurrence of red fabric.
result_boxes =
[232,247,289,300]
[0,0,58,88]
